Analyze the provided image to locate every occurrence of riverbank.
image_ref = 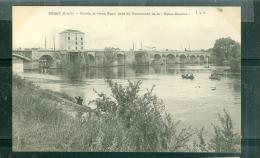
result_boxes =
[13,75,193,152]
[13,75,240,152]
[13,75,92,151]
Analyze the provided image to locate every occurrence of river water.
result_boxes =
[19,64,241,135]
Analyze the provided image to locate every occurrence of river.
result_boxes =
[19,64,241,136]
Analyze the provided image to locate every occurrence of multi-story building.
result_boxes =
[59,29,85,51]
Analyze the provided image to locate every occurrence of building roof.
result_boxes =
[59,29,84,34]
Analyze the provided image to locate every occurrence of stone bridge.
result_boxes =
[134,50,209,65]
[61,49,135,67]
[13,49,62,69]
[65,49,209,67]
[12,49,209,69]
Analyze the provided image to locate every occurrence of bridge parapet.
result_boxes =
[31,49,62,60]
[13,50,32,59]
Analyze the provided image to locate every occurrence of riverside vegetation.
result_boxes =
[13,75,240,152]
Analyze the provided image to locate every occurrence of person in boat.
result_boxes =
[75,96,83,105]
[209,73,221,80]
[189,74,194,79]
[182,73,193,79]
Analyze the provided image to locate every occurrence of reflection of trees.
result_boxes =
[227,72,241,92]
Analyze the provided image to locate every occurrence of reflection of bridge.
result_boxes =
[12,49,209,70]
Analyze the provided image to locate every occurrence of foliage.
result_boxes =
[13,76,193,151]
[91,79,194,151]
[208,109,240,152]
[193,109,240,152]
[192,127,209,152]
[13,76,240,152]
[228,42,241,71]
[211,37,241,71]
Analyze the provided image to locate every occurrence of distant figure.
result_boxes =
[75,96,83,105]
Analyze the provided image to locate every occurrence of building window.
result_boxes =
[81,37,83,40]
[76,42,77,45]
[81,47,83,50]
[68,36,70,40]
[76,47,77,50]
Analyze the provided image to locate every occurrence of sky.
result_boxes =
[13,6,241,51]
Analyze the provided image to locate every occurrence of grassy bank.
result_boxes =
[13,75,240,152]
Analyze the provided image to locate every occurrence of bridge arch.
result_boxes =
[117,53,125,65]
[190,55,197,64]
[39,55,53,68]
[39,55,53,60]
[153,54,162,64]
[166,54,175,64]
[200,55,205,64]
[87,54,95,66]
[135,52,147,65]
[154,54,161,60]
[180,54,187,64]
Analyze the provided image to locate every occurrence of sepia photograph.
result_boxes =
[12,6,241,152]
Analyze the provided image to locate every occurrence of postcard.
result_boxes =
[12,6,241,152]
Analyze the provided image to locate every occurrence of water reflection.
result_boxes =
[23,64,241,134]
[40,64,235,80]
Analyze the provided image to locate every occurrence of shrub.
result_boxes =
[208,109,240,152]
[90,79,193,151]
[193,109,240,152]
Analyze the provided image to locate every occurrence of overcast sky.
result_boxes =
[13,6,240,50]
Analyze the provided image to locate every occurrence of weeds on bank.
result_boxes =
[12,75,240,152]
[193,110,240,152]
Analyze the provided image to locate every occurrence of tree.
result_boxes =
[211,37,241,70]
[229,42,241,71]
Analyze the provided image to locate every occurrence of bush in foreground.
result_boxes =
[193,110,240,152]
[90,79,194,151]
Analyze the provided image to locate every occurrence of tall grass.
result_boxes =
[12,75,240,152]
[192,110,241,152]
